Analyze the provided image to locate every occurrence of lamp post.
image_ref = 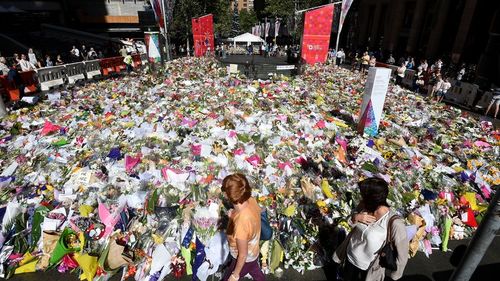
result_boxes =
[160,0,171,62]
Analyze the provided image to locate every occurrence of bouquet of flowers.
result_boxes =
[191,202,220,244]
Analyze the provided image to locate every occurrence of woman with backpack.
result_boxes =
[333,178,408,281]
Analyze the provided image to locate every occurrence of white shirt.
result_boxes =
[441,81,451,92]
[72,48,80,57]
[28,53,37,65]
[347,211,390,270]
[19,59,34,71]
[397,66,406,77]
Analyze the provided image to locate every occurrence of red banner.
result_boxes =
[301,4,335,64]
[192,14,214,57]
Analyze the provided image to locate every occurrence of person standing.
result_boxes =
[337,49,346,66]
[7,61,25,98]
[436,77,451,103]
[81,45,88,61]
[361,52,370,73]
[484,87,500,119]
[0,57,9,75]
[395,63,406,86]
[45,55,54,67]
[123,53,134,73]
[88,48,97,60]
[333,178,408,281]
[369,56,376,68]
[222,174,265,281]
[55,55,64,66]
[431,75,444,101]
[28,48,40,68]
[19,54,35,71]
[386,54,395,65]
[119,46,128,57]
[414,67,424,93]
[70,46,80,62]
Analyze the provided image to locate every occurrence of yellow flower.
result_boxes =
[316,200,326,208]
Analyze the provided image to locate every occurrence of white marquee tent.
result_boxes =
[232,33,265,47]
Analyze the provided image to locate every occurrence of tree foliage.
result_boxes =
[239,10,258,33]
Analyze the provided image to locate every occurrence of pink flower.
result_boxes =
[191,144,201,156]
[233,148,244,156]
[246,155,261,166]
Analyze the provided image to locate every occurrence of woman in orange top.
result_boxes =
[222,174,265,281]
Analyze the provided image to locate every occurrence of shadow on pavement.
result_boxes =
[396,275,433,281]
[432,263,500,281]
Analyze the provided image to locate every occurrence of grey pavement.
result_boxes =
[3,236,500,281]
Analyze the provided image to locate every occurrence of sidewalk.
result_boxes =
[4,236,499,281]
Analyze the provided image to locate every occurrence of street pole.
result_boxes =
[265,17,267,43]
[160,0,171,62]
[0,96,7,118]
[449,186,500,281]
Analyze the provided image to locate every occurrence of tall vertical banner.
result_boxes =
[145,32,161,63]
[192,14,214,57]
[339,0,354,35]
[357,67,391,136]
[301,4,335,64]
[150,0,176,30]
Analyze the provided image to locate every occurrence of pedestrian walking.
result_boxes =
[333,178,409,281]
[222,174,265,281]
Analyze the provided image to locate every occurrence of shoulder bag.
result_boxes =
[379,215,399,271]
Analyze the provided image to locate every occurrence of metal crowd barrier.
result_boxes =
[84,60,101,79]
[402,69,416,88]
[444,81,479,107]
[0,55,164,103]
[65,62,86,84]
[36,66,66,91]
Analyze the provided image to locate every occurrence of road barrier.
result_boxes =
[100,58,117,76]
[65,62,86,84]
[84,60,101,79]
[36,66,66,91]
[402,69,416,88]
[1,54,148,102]
[444,81,479,107]
[132,54,142,68]
[0,75,21,101]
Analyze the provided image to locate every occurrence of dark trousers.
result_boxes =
[342,260,367,281]
[222,258,265,281]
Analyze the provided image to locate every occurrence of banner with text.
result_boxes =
[301,4,335,64]
[192,14,214,57]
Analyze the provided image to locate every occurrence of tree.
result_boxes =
[214,0,232,38]
[239,10,258,33]
[264,0,294,19]
[231,0,240,36]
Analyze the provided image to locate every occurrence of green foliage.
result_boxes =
[264,0,294,19]
[239,9,258,33]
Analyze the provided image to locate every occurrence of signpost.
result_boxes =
[357,67,391,136]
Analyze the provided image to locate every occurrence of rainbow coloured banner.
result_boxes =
[357,67,391,136]
[301,4,335,64]
[192,14,214,57]
[145,32,161,63]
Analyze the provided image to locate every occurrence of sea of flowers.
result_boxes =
[0,57,498,280]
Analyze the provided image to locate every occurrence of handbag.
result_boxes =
[260,209,273,241]
[379,215,399,271]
